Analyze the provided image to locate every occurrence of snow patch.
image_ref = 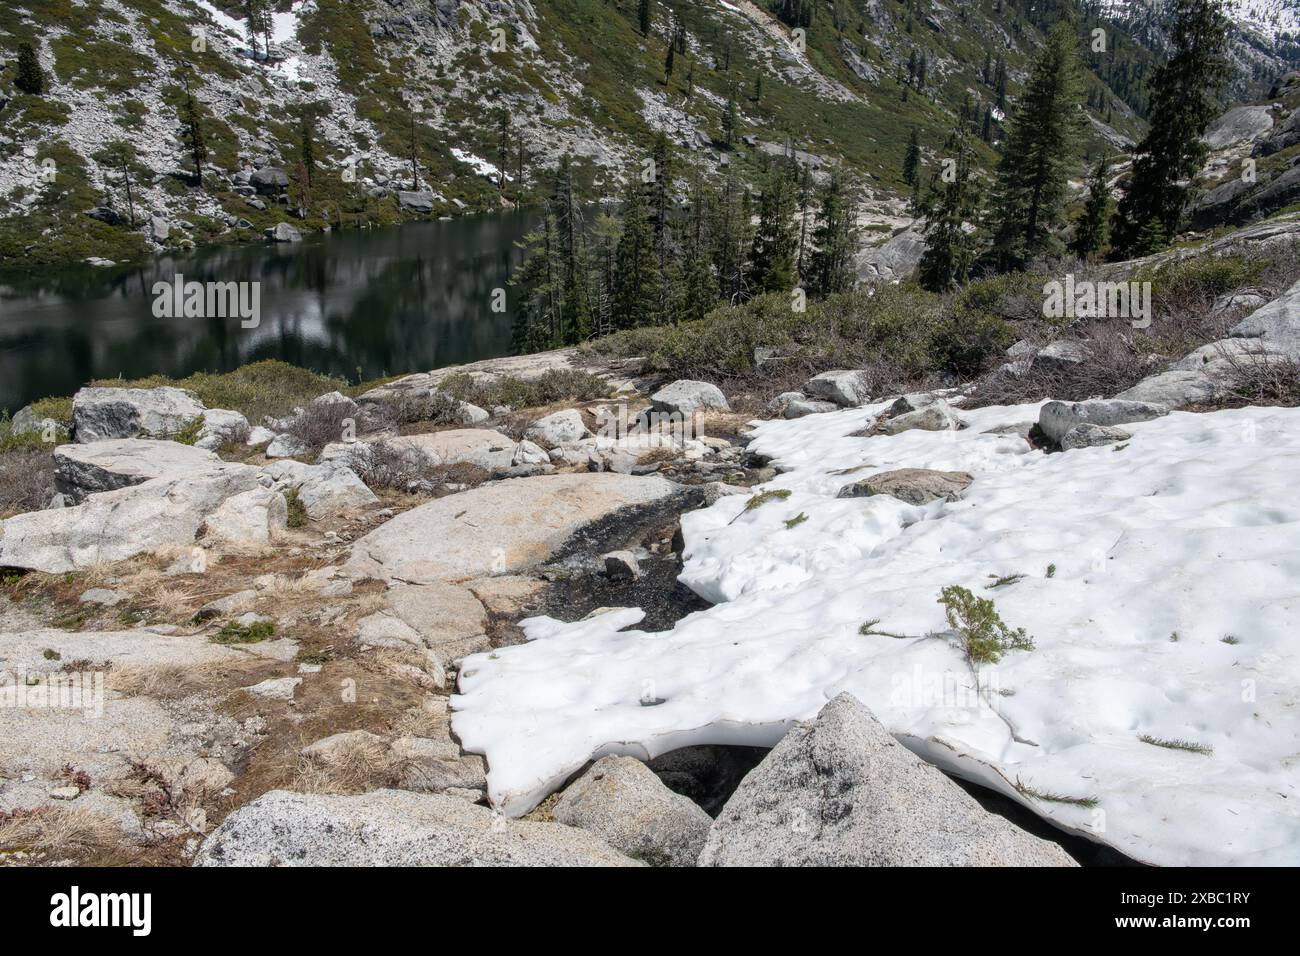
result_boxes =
[453,401,1300,865]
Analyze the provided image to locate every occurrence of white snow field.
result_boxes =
[452,400,1300,865]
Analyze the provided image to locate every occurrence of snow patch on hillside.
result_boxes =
[453,401,1300,866]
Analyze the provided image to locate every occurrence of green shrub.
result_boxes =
[284,489,308,529]
[92,361,349,424]
[212,619,276,644]
[926,311,1017,376]
[938,585,1034,665]
[438,369,611,409]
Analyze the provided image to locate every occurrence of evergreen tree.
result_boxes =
[511,211,560,353]
[178,80,208,189]
[1071,156,1112,260]
[93,140,143,227]
[612,170,661,328]
[678,174,717,324]
[987,23,1086,271]
[994,56,1007,109]
[722,93,738,146]
[664,34,676,80]
[298,110,317,187]
[903,127,921,186]
[711,169,752,303]
[497,109,511,192]
[807,172,862,297]
[1109,0,1230,258]
[244,0,271,60]
[15,41,46,96]
[639,0,652,36]
[917,129,979,292]
[552,156,594,342]
[748,157,800,295]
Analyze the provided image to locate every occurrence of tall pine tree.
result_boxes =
[807,172,862,298]
[987,22,1086,271]
[1109,0,1230,258]
[917,129,979,292]
[1071,156,1112,260]
[15,41,46,95]
[748,157,800,295]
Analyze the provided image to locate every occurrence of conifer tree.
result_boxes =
[722,93,738,146]
[711,169,752,303]
[748,158,800,295]
[179,80,207,189]
[807,172,862,297]
[639,0,652,36]
[677,174,716,324]
[987,23,1086,271]
[903,127,921,186]
[612,170,660,328]
[1109,0,1230,258]
[917,130,979,292]
[15,41,46,96]
[1071,156,1112,260]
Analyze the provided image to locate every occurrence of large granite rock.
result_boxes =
[554,756,713,867]
[258,460,378,518]
[343,473,679,585]
[523,409,589,447]
[836,468,973,505]
[53,439,223,503]
[649,380,729,418]
[195,789,640,866]
[803,370,867,407]
[1037,399,1168,445]
[1203,105,1274,150]
[881,399,961,435]
[855,220,926,282]
[72,386,206,443]
[0,465,260,573]
[698,695,1078,867]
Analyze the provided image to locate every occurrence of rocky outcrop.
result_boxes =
[52,439,223,503]
[881,399,961,435]
[698,695,1078,867]
[856,221,926,283]
[258,460,378,518]
[1203,105,1273,150]
[553,756,713,866]
[836,468,973,505]
[649,380,729,418]
[524,409,589,446]
[0,465,261,573]
[343,473,679,585]
[804,370,867,407]
[1117,279,1300,409]
[195,789,640,866]
[203,487,288,544]
[1037,399,1168,445]
[72,386,205,442]
[1059,423,1131,450]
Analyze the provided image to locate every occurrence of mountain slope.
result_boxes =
[0,0,1179,267]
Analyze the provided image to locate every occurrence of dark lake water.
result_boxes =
[0,210,538,414]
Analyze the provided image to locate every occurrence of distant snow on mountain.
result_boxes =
[1099,0,1300,47]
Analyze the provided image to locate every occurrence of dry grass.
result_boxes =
[0,805,124,859]
[0,447,55,517]
[290,734,411,795]
[390,697,451,738]
[107,659,266,699]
